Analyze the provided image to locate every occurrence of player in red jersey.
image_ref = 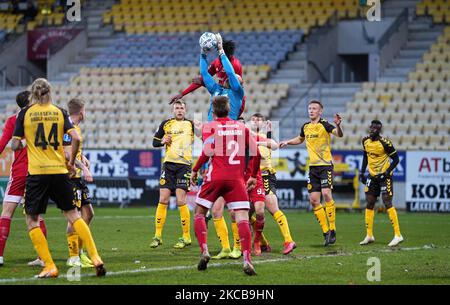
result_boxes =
[0,91,47,267]
[170,39,246,117]
[191,96,260,276]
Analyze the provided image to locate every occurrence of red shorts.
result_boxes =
[196,180,250,210]
[3,175,26,204]
[248,175,265,204]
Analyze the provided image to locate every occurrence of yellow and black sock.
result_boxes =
[155,203,168,238]
[73,218,101,263]
[67,232,79,257]
[231,221,241,250]
[365,208,375,237]
[313,205,329,234]
[213,217,231,250]
[387,207,401,236]
[178,204,191,240]
[273,210,293,243]
[325,200,336,231]
[29,227,54,267]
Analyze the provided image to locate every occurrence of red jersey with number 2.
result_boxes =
[195,117,260,182]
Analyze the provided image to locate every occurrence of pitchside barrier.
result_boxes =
[0,149,448,212]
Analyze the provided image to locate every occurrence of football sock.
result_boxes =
[39,218,47,238]
[213,217,230,250]
[72,218,101,263]
[365,208,375,237]
[0,216,12,256]
[313,205,329,233]
[29,227,54,267]
[237,220,252,263]
[67,233,79,257]
[254,214,265,243]
[178,204,191,240]
[387,207,401,236]
[273,210,293,243]
[231,221,241,250]
[155,203,168,238]
[325,200,336,231]
[251,215,269,246]
[194,214,208,253]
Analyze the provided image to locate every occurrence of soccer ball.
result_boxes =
[199,32,217,52]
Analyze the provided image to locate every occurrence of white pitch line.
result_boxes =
[0,244,446,284]
[11,215,153,222]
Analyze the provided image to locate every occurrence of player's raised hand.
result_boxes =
[169,93,183,105]
[246,177,257,191]
[190,171,198,186]
[333,113,342,126]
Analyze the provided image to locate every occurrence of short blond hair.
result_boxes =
[68,98,85,115]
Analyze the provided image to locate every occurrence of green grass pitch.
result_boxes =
[1,206,449,285]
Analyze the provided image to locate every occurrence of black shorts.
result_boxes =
[307,165,334,193]
[159,162,191,192]
[24,174,77,215]
[71,178,92,208]
[262,172,277,195]
[365,175,394,197]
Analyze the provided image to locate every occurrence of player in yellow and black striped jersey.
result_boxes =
[280,100,343,246]
[150,100,194,249]
[11,78,105,278]
[62,98,96,268]
[359,120,403,247]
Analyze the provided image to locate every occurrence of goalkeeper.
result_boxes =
[170,38,246,117]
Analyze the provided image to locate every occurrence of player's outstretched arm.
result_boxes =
[200,53,217,95]
[279,136,304,148]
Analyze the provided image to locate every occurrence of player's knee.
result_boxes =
[365,203,375,210]
[26,214,40,231]
[1,202,16,218]
[383,200,393,209]
[322,190,333,202]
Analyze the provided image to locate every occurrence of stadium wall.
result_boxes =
[0,34,44,86]
[47,30,87,81]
